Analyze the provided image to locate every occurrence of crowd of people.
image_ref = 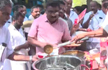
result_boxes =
[1,0,108,70]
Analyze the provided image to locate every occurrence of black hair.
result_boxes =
[97,3,101,9]
[37,4,44,9]
[12,11,24,21]
[12,5,23,13]
[58,1,65,5]
[82,5,88,9]
[46,0,60,9]
[31,6,40,13]
[0,0,12,11]
[81,5,88,12]
[74,6,83,13]
[103,1,108,9]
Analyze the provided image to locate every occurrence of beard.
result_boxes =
[14,22,21,30]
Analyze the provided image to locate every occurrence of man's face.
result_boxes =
[0,6,11,27]
[46,6,59,23]
[59,4,65,18]
[102,2,108,14]
[32,7,40,19]
[90,2,98,13]
[16,16,24,27]
[102,1,108,14]
[65,0,72,10]
[18,7,26,16]
[23,6,27,16]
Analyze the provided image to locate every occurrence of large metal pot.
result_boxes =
[32,55,81,70]
[62,50,88,70]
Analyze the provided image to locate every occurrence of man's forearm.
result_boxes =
[8,52,30,61]
[86,28,108,37]
[82,18,91,28]
[28,37,46,48]
[14,42,29,51]
[70,28,76,36]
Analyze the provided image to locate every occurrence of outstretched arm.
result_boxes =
[71,28,108,43]
[8,52,38,61]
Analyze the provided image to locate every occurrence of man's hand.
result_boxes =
[71,33,87,43]
[14,42,29,51]
[32,55,38,61]
[87,28,92,32]
[89,13,94,19]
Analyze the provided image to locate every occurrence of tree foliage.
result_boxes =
[73,0,102,7]
[73,0,86,7]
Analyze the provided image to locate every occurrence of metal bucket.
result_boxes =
[32,55,81,70]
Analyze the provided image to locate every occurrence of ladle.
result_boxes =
[44,44,53,56]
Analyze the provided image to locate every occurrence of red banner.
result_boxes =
[74,8,87,25]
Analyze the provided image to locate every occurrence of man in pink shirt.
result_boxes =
[28,1,71,56]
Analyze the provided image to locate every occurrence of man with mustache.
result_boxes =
[29,6,41,20]
[81,1,104,51]
[28,0,71,57]
[7,12,31,70]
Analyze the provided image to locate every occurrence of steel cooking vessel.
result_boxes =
[32,55,81,70]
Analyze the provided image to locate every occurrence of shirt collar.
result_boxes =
[9,24,16,30]
[96,10,100,15]
[30,15,35,20]
[9,24,22,31]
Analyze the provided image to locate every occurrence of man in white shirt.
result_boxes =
[0,0,37,70]
[64,0,78,24]
[7,12,31,70]
[25,6,41,40]
[29,6,41,20]
[82,1,105,51]
[82,1,104,28]
[71,1,108,68]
